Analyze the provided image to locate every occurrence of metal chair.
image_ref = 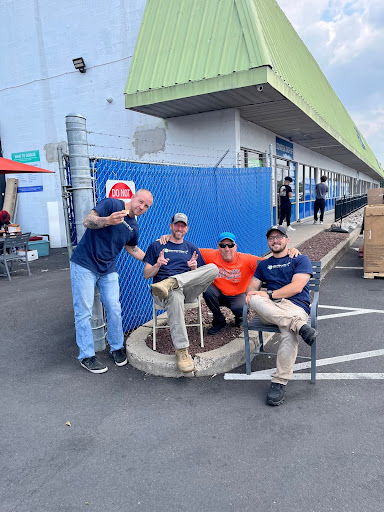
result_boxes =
[0,232,32,281]
[242,261,321,383]
[152,294,204,351]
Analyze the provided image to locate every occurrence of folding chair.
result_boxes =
[242,261,321,384]
[0,232,32,281]
[152,294,204,351]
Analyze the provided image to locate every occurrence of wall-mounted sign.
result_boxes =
[106,180,135,201]
[276,137,293,160]
[11,150,43,192]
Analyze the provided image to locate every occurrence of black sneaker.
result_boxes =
[266,382,286,406]
[111,348,128,367]
[234,316,243,327]
[299,324,317,346]
[80,356,108,374]
[207,320,227,335]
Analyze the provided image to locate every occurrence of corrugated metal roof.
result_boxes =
[124,0,383,179]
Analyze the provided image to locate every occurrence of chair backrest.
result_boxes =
[3,232,31,252]
[308,261,321,292]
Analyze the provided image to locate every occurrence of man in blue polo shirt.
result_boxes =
[70,189,153,373]
[246,225,316,406]
[144,213,218,373]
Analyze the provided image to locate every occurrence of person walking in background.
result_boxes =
[70,189,153,374]
[278,176,295,231]
[314,176,329,224]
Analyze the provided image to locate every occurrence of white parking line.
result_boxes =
[334,266,364,269]
[318,304,384,320]
[224,349,384,380]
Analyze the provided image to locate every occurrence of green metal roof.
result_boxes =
[124,0,383,179]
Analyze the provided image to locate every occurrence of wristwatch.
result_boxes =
[267,290,274,300]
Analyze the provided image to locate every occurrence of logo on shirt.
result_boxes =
[164,248,188,254]
[218,268,241,282]
[267,261,291,270]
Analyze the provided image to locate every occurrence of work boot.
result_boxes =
[299,324,317,346]
[151,277,178,300]
[207,319,227,335]
[175,348,194,373]
[266,382,286,406]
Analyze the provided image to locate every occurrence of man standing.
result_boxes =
[278,176,295,231]
[70,189,153,373]
[246,226,316,406]
[144,213,218,373]
[314,176,329,224]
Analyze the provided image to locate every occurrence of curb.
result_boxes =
[125,227,362,378]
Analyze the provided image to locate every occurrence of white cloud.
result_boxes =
[276,0,384,171]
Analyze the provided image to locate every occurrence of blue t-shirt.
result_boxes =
[70,198,139,275]
[144,240,205,283]
[254,254,313,314]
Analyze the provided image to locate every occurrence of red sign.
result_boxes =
[108,182,133,200]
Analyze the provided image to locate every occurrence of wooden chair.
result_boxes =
[0,232,32,281]
[152,294,204,351]
[242,261,321,383]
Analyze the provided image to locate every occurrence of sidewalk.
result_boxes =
[126,210,362,378]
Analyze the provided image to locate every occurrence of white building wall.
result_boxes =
[240,118,379,184]
[0,0,378,247]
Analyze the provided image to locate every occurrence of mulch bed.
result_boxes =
[144,229,352,356]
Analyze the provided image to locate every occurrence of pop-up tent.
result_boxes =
[0,157,55,174]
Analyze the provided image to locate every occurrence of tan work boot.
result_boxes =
[175,348,194,373]
[151,277,178,300]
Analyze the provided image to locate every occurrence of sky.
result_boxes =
[276,0,384,174]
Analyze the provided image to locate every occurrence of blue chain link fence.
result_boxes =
[72,159,272,332]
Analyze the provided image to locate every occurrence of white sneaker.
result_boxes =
[313,220,318,225]
[320,221,323,225]
[287,226,296,231]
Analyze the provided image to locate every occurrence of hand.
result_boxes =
[107,211,126,226]
[156,249,169,267]
[246,290,268,304]
[187,251,198,270]
[288,247,301,258]
[157,234,171,245]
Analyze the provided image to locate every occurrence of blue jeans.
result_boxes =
[70,262,124,360]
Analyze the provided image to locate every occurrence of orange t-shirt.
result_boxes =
[200,248,263,296]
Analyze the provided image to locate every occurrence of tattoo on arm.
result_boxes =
[84,213,108,229]
[131,246,139,252]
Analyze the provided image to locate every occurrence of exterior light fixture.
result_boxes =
[72,57,86,73]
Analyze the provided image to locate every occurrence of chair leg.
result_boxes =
[198,295,204,348]
[259,332,264,352]
[152,302,157,351]
[310,339,316,384]
[4,260,11,281]
[244,325,251,375]
[25,253,31,276]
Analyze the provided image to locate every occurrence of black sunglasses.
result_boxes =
[219,242,235,248]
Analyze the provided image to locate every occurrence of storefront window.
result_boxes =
[304,166,310,201]
[298,164,304,202]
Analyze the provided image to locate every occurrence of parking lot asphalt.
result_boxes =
[1,240,384,512]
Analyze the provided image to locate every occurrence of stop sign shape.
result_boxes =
[108,182,133,200]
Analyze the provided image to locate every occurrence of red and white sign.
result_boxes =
[106,180,135,201]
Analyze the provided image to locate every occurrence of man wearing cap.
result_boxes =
[246,225,316,406]
[278,176,295,231]
[200,232,263,334]
[144,213,218,373]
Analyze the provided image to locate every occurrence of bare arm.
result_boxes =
[83,209,127,229]
[143,249,169,279]
[125,245,145,261]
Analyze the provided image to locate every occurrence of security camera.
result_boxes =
[257,85,264,92]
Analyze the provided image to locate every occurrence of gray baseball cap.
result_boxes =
[171,213,188,225]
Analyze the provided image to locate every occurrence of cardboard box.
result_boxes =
[367,188,384,205]
[364,205,384,273]
[17,249,39,261]
[28,239,50,257]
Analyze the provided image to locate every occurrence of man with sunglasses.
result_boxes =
[201,233,263,334]
[246,226,316,406]
[201,232,300,335]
